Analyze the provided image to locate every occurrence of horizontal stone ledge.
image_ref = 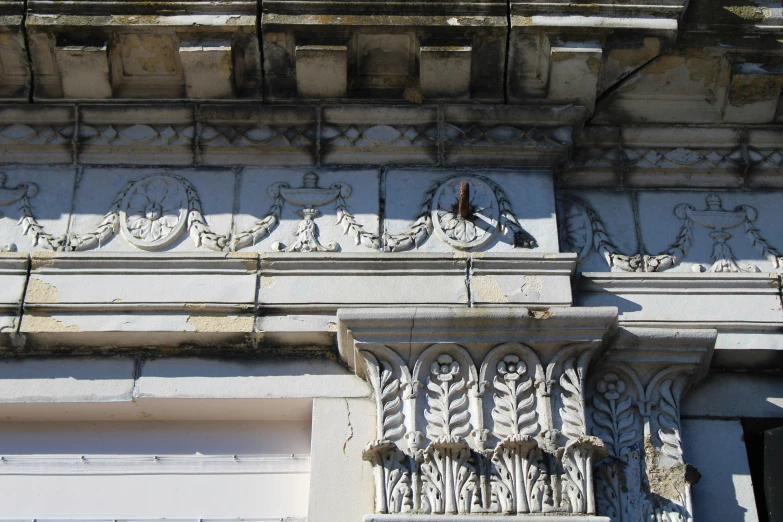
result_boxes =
[364,513,610,522]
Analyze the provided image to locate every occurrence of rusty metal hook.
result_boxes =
[458,181,471,219]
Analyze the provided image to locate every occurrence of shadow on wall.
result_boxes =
[682,418,761,522]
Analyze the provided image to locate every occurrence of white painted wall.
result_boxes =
[0,420,311,519]
[683,418,760,522]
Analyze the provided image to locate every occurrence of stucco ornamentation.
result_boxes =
[385,175,537,252]
[360,341,604,516]
[120,176,188,250]
[559,193,783,272]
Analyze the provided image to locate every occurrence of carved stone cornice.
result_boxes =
[337,306,618,517]
[587,327,716,522]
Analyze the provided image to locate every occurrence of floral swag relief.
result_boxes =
[4,172,377,252]
[385,175,537,252]
[1,172,536,253]
[359,341,607,516]
[559,193,783,273]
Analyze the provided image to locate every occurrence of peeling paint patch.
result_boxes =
[587,57,601,74]
[23,314,83,333]
[531,309,553,319]
[186,314,254,332]
[261,276,276,288]
[327,321,338,332]
[25,278,58,303]
[472,275,509,303]
[520,275,543,299]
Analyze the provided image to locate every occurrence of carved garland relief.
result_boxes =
[0,171,537,253]
[359,342,605,516]
[559,193,783,273]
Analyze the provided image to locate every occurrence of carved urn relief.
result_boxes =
[337,308,715,522]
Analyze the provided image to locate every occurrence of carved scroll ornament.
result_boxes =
[359,341,606,516]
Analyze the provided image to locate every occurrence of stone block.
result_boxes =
[20,252,258,348]
[234,168,379,253]
[593,53,730,124]
[420,44,472,99]
[68,168,235,253]
[336,304,618,377]
[198,105,317,166]
[0,105,75,164]
[320,105,438,165]
[258,253,469,310]
[356,33,413,92]
[136,357,370,400]
[113,33,184,98]
[548,42,602,110]
[0,9,31,100]
[0,357,135,403]
[724,65,783,124]
[384,169,558,253]
[441,104,584,167]
[577,272,783,326]
[470,253,576,307]
[77,105,195,165]
[295,45,347,98]
[682,419,760,522]
[308,397,376,522]
[0,253,27,337]
[179,38,235,99]
[683,373,783,418]
[54,43,113,99]
[0,167,76,252]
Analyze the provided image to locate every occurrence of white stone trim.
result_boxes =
[0,454,310,475]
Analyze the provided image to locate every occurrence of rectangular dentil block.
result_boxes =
[295,45,348,99]
[420,44,472,99]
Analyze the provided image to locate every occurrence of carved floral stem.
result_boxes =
[231,190,284,251]
[18,195,68,251]
[335,195,380,250]
[67,178,135,251]
[174,175,229,252]
[383,178,438,252]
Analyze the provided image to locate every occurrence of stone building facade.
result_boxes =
[0,0,780,520]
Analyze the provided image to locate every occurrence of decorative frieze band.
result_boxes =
[558,192,783,273]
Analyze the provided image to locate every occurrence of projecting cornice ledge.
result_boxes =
[337,307,715,519]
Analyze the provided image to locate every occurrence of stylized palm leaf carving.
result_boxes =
[560,357,587,440]
[491,373,538,439]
